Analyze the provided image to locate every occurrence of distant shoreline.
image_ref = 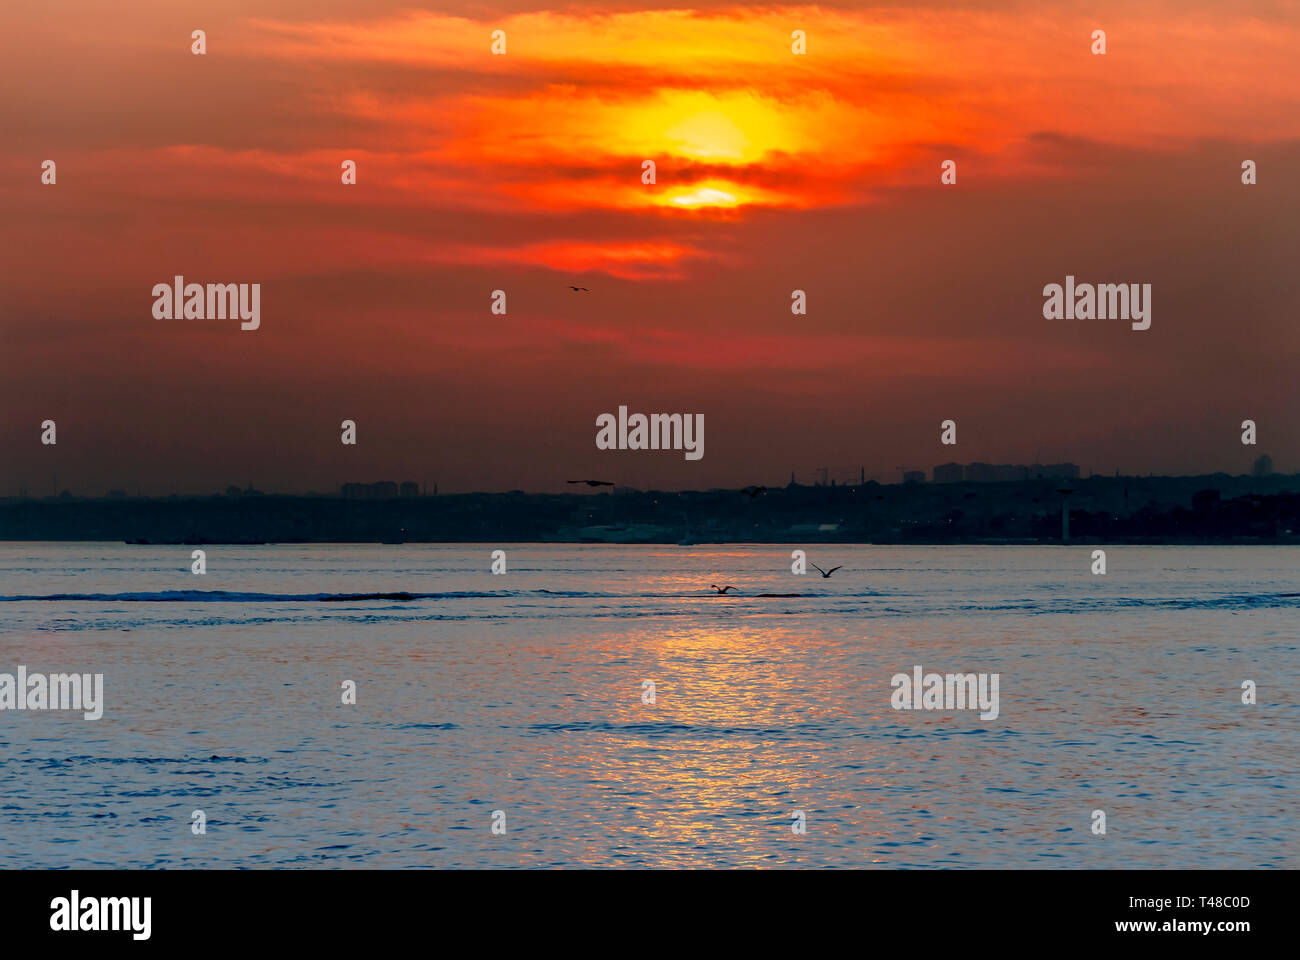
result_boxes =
[2,474,1297,545]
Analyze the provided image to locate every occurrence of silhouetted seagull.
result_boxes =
[567,285,590,292]
[811,562,843,578]
[710,584,736,594]
[567,479,614,487]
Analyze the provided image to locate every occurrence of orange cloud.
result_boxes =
[239,4,1300,224]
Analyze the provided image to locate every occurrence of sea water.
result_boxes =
[0,543,1294,868]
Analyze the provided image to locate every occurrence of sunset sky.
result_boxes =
[2,0,1297,495]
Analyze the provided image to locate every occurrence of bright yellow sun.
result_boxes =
[664,111,752,160]
[612,91,791,165]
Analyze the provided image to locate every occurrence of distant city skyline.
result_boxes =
[4,455,1289,501]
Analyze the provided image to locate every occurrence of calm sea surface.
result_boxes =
[0,543,1295,868]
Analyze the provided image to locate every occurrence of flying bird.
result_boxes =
[811,563,843,579]
[567,285,590,292]
[567,479,614,487]
[741,485,768,498]
[710,584,736,594]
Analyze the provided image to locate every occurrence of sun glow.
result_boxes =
[663,111,752,161]
[667,185,740,208]
[618,92,795,165]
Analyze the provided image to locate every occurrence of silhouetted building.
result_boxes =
[399,481,420,498]
[933,461,1080,484]
[903,471,926,485]
[965,463,1027,483]
[1252,454,1274,476]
